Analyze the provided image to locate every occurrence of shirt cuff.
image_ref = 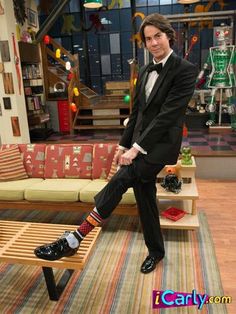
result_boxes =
[133,143,147,155]
[118,145,128,151]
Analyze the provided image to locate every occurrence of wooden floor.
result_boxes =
[196,179,236,314]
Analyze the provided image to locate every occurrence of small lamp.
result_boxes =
[84,0,103,8]
[177,0,200,3]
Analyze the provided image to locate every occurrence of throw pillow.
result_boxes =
[107,148,119,181]
[0,145,28,181]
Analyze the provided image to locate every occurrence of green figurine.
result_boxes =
[181,146,193,165]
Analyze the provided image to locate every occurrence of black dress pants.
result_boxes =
[94,155,165,258]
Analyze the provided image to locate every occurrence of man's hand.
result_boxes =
[119,147,139,166]
[113,149,125,166]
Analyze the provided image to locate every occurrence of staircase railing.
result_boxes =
[40,37,81,134]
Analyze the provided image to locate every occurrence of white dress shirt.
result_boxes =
[120,49,173,154]
[145,49,173,101]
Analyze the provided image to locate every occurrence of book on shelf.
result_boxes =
[24,87,32,95]
[26,96,42,111]
[27,97,35,111]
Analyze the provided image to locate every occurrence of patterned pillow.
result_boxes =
[106,148,119,181]
[1,144,46,178]
[19,144,46,178]
[92,143,118,179]
[0,145,28,181]
[44,144,93,179]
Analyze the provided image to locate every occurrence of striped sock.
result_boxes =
[73,208,103,242]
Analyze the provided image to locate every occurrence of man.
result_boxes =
[34,13,197,274]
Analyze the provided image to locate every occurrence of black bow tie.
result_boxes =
[147,63,163,74]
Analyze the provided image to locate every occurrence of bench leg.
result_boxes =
[42,267,74,301]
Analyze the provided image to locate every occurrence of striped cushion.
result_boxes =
[107,148,119,181]
[0,145,28,181]
[92,143,118,179]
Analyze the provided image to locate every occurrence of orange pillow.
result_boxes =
[107,148,119,181]
[0,145,28,181]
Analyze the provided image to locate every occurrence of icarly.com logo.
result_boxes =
[153,289,232,310]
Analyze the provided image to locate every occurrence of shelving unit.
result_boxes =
[19,42,51,140]
[157,157,199,230]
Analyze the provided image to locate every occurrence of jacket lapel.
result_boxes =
[143,53,177,111]
[139,65,150,107]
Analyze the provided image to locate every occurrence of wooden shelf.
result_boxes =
[156,157,199,229]
[28,113,50,126]
[160,213,199,230]
[157,177,198,200]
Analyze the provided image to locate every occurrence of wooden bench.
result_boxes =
[0,220,101,301]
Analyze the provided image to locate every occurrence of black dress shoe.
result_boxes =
[34,235,78,261]
[140,255,163,274]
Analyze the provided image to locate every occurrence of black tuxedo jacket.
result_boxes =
[119,52,198,165]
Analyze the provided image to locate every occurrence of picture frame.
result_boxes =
[0,62,4,73]
[3,73,14,94]
[3,97,11,110]
[11,116,21,136]
[27,8,37,28]
[0,41,10,61]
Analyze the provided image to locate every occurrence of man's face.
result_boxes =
[144,25,171,62]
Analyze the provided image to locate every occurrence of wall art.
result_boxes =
[3,97,11,109]
[0,41,10,62]
[11,116,21,136]
[0,1,4,15]
[0,62,4,73]
[3,72,14,94]
[27,8,37,27]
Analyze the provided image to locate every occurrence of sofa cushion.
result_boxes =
[92,143,118,179]
[44,144,93,179]
[0,178,43,200]
[0,145,28,181]
[79,179,136,204]
[19,144,46,178]
[25,179,92,202]
[1,144,46,178]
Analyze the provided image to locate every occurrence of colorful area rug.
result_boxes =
[0,210,227,314]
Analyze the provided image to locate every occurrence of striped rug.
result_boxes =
[0,210,227,314]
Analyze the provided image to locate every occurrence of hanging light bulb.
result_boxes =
[67,72,74,81]
[123,95,130,103]
[43,35,50,45]
[56,48,61,58]
[70,103,77,112]
[73,87,79,96]
[65,61,71,71]
[84,0,102,9]
[177,0,200,3]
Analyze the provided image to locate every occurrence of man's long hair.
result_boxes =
[139,13,176,47]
